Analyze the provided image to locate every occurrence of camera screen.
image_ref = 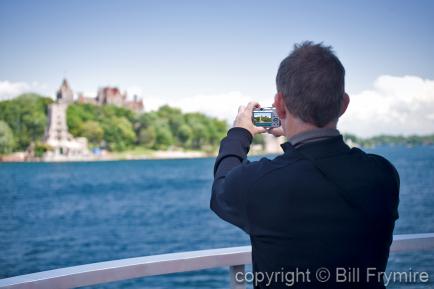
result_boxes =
[253,112,272,123]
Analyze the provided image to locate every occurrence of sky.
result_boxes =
[0,0,433,136]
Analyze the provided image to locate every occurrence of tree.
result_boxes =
[137,112,157,127]
[67,103,138,151]
[0,121,14,154]
[79,121,104,146]
[103,117,137,151]
[156,105,186,144]
[209,118,228,145]
[177,124,193,146]
[154,125,174,150]
[157,105,182,120]
[190,122,209,149]
[67,104,96,135]
[0,93,52,151]
[138,126,157,148]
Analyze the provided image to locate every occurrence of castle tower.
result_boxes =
[56,79,74,104]
[43,80,89,160]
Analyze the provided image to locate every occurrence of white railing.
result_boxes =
[1,233,433,289]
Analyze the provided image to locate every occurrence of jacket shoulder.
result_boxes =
[229,153,299,183]
[366,152,400,189]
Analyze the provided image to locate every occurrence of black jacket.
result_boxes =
[211,128,400,288]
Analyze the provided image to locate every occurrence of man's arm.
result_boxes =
[369,154,400,220]
[213,127,252,177]
[211,127,252,231]
[210,102,265,232]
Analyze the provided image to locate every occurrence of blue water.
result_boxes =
[1,146,433,288]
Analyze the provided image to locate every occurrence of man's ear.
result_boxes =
[274,92,286,119]
[340,93,350,117]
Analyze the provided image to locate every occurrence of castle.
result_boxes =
[43,79,144,160]
[78,86,144,112]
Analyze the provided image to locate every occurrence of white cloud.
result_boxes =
[140,75,434,136]
[141,91,271,123]
[165,91,256,121]
[0,80,50,100]
[339,75,434,137]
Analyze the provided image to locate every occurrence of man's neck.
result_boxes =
[284,120,337,139]
[283,118,339,148]
[286,126,319,139]
[285,123,337,139]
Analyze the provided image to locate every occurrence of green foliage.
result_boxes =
[342,133,434,147]
[138,126,157,148]
[177,124,193,146]
[67,104,137,151]
[79,121,104,146]
[0,121,15,154]
[0,93,52,151]
[102,117,136,151]
[132,105,228,151]
[33,142,51,158]
[154,125,174,149]
[135,112,158,149]
[184,112,227,149]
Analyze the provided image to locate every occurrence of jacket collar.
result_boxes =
[281,135,351,160]
[288,128,340,148]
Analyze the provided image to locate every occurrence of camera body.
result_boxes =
[252,107,281,128]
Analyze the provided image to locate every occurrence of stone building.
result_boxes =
[124,95,144,112]
[77,93,97,105]
[43,80,89,161]
[97,87,126,106]
[78,86,144,112]
[56,79,74,103]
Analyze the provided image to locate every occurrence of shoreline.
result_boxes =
[0,150,214,163]
[2,143,433,163]
[0,147,276,163]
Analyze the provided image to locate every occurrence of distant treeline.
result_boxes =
[67,102,228,151]
[0,93,228,153]
[343,133,434,147]
[1,93,434,154]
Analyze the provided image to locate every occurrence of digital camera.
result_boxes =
[252,107,281,128]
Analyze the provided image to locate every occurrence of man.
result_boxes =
[211,42,399,288]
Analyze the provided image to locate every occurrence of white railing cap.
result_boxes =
[1,233,433,289]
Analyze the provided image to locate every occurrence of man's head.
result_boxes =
[274,41,349,131]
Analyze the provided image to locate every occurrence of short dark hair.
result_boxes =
[276,41,345,127]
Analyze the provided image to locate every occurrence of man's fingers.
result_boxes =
[268,127,284,137]
[239,101,259,114]
[246,101,260,111]
[268,128,278,136]
[256,127,267,134]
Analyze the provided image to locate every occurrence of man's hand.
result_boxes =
[233,101,266,137]
[268,126,285,137]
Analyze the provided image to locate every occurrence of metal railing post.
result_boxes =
[229,264,246,289]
